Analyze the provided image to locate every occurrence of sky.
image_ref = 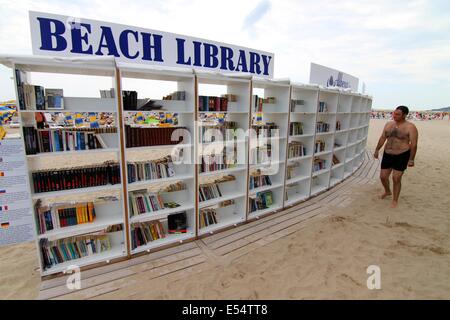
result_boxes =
[0,0,449,110]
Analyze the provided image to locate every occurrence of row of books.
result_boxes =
[131,221,166,249]
[23,127,106,155]
[290,122,304,136]
[251,123,279,139]
[316,122,330,133]
[250,145,272,164]
[288,141,306,158]
[199,121,238,143]
[313,158,327,172]
[159,181,187,193]
[40,233,111,270]
[199,183,222,202]
[32,162,121,194]
[127,156,175,183]
[199,154,237,174]
[253,95,276,112]
[314,140,326,153]
[129,190,166,216]
[100,88,115,98]
[198,96,229,112]
[290,99,305,112]
[163,91,186,101]
[198,175,236,202]
[125,125,188,148]
[318,101,328,113]
[249,190,273,213]
[199,208,219,228]
[36,202,96,234]
[130,211,187,249]
[249,174,272,190]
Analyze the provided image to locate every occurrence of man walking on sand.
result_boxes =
[374,106,418,208]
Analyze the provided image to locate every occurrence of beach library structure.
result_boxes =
[0,12,372,277]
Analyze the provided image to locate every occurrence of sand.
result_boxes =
[1,119,449,299]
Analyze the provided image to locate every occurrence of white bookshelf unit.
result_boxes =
[248,79,290,219]
[4,56,128,276]
[117,63,197,254]
[196,72,251,236]
[0,54,373,277]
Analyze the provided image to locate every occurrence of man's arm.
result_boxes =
[374,123,389,159]
[408,124,418,167]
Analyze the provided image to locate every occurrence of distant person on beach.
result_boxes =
[374,106,418,208]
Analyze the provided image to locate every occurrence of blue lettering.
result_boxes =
[176,38,191,65]
[261,55,272,76]
[220,46,235,71]
[70,23,92,54]
[193,41,202,67]
[235,50,248,73]
[37,17,67,51]
[141,33,164,62]
[203,43,219,68]
[249,52,261,74]
[119,29,139,59]
[95,26,119,56]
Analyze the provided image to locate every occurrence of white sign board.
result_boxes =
[0,137,35,246]
[29,11,275,78]
[309,63,359,91]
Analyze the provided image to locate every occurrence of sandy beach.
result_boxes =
[1,119,449,300]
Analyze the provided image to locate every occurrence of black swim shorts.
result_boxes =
[381,149,411,171]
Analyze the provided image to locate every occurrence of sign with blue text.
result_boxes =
[309,63,359,91]
[29,11,274,78]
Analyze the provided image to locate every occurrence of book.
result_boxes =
[45,89,64,110]
[168,212,187,234]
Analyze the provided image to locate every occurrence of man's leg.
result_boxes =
[391,170,404,208]
[379,168,392,199]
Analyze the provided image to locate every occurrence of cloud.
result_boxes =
[242,0,271,35]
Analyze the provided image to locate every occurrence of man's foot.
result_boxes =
[379,192,392,199]
[390,201,398,208]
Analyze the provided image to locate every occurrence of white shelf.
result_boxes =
[199,166,246,177]
[27,148,119,159]
[130,204,195,224]
[290,112,316,115]
[287,155,312,162]
[200,139,246,148]
[250,160,284,170]
[286,175,310,185]
[285,194,309,206]
[311,184,328,195]
[330,177,342,187]
[332,163,344,170]
[38,215,123,241]
[315,131,334,136]
[312,168,330,177]
[131,232,195,254]
[32,184,122,200]
[333,145,346,152]
[199,192,246,209]
[198,111,248,114]
[249,204,283,219]
[314,150,332,157]
[249,182,283,195]
[126,143,192,151]
[290,133,314,139]
[127,174,194,191]
[42,245,126,276]
[199,215,243,236]
[18,97,117,113]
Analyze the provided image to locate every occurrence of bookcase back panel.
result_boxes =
[291,88,318,113]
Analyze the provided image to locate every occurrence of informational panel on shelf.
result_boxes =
[29,11,275,78]
[309,63,359,91]
[0,136,35,246]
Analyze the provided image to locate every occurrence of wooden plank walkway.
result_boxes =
[38,149,380,300]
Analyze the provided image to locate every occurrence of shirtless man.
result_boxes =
[374,106,418,208]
